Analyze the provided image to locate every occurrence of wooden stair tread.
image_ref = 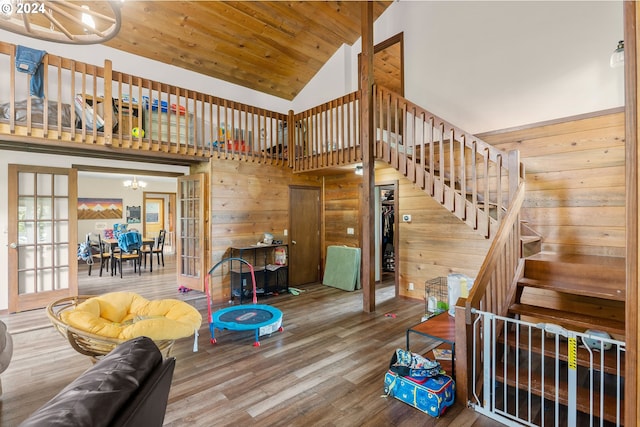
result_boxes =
[499,329,625,376]
[494,359,624,424]
[523,252,625,294]
[508,303,625,336]
[525,252,625,268]
[520,235,541,244]
[518,277,625,301]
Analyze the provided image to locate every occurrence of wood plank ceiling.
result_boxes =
[103,1,392,100]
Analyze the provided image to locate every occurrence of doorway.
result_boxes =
[375,181,399,301]
[143,192,176,254]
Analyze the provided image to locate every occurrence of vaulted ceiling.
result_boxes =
[0,1,392,99]
[107,1,392,100]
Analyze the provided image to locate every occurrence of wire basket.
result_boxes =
[424,277,449,317]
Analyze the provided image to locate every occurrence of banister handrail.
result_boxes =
[374,86,506,165]
[463,178,525,323]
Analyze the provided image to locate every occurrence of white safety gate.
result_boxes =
[470,309,625,427]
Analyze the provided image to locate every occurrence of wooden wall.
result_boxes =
[206,157,320,303]
[375,165,491,300]
[324,173,361,249]
[480,109,626,258]
[320,165,492,302]
[204,109,625,306]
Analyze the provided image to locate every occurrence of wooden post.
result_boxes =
[103,59,113,146]
[624,1,639,425]
[288,109,295,169]
[454,304,471,406]
[359,2,375,313]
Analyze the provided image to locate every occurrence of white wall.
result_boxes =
[294,1,625,134]
[77,175,177,241]
[0,29,291,114]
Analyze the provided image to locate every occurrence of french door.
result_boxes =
[8,165,78,312]
[176,173,207,292]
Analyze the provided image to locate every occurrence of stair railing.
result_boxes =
[454,176,526,406]
[372,85,523,237]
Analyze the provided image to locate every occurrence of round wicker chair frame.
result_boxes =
[47,295,175,362]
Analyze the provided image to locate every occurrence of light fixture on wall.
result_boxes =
[610,40,624,68]
[123,176,147,190]
[355,165,363,175]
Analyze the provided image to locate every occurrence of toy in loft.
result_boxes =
[0,1,122,44]
[205,257,283,347]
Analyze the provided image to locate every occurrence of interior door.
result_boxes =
[289,186,321,286]
[177,173,207,291]
[8,165,78,312]
[144,197,164,238]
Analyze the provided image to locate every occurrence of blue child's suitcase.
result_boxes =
[383,370,455,417]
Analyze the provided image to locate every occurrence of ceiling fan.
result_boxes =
[0,0,122,44]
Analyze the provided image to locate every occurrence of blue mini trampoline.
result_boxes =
[205,257,283,347]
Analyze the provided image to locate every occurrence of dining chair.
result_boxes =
[88,234,111,277]
[142,229,166,269]
[114,231,142,278]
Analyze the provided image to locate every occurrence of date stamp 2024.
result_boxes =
[1,1,46,17]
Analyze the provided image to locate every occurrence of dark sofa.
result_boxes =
[19,336,175,427]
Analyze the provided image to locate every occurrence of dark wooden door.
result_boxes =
[289,186,321,286]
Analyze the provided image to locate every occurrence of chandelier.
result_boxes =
[123,176,146,190]
[0,1,122,44]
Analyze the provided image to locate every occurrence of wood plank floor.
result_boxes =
[0,255,500,426]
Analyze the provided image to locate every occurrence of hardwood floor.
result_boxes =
[0,255,499,426]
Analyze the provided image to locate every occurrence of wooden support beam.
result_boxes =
[625,1,639,425]
[360,2,375,313]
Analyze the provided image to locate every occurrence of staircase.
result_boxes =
[513,253,625,338]
[293,86,626,424]
[493,252,626,425]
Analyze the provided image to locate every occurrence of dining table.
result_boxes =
[103,236,156,276]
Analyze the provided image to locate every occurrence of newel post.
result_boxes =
[103,59,113,146]
[507,150,521,203]
[455,303,472,406]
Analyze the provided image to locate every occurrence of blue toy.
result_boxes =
[205,257,283,347]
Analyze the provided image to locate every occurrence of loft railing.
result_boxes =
[291,91,360,171]
[0,41,288,164]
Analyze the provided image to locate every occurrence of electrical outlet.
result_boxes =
[408,282,414,291]
[347,227,354,235]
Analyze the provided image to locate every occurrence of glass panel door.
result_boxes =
[177,173,207,291]
[8,165,77,312]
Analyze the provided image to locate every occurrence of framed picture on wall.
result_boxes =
[146,200,160,223]
[78,198,123,220]
[126,205,141,223]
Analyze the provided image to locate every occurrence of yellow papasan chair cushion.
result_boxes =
[60,292,202,341]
